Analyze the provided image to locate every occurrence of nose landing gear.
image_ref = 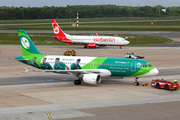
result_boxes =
[134,77,139,86]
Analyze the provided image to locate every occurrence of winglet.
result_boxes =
[96,33,98,36]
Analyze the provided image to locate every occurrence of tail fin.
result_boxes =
[18,29,42,56]
[96,32,98,36]
[51,19,68,41]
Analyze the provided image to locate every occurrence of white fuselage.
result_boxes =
[66,35,130,46]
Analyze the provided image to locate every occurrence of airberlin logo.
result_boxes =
[21,37,30,49]
[54,26,59,34]
[94,37,115,42]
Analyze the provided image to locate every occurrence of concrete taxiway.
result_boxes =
[0,19,180,26]
[1,30,180,39]
[0,44,180,120]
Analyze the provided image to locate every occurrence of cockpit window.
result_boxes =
[122,38,126,41]
[142,64,153,67]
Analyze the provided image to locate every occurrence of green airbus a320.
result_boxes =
[16,30,159,86]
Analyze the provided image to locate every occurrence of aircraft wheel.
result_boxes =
[74,80,81,85]
[134,82,139,86]
[134,77,139,86]
[74,80,79,85]
[78,80,81,85]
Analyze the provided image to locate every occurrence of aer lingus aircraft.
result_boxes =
[52,20,130,49]
[16,30,159,86]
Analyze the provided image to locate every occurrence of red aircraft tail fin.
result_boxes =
[51,19,67,41]
[96,32,98,36]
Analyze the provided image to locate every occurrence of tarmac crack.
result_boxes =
[0,101,14,107]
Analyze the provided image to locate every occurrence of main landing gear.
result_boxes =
[84,45,87,48]
[74,80,82,85]
[134,77,139,86]
[120,45,124,49]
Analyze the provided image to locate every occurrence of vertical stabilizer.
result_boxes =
[51,19,68,41]
[18,29,42,56]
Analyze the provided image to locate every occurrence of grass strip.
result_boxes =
[0,17,180,24]
[1,21,180,31]
[0,33,173,46]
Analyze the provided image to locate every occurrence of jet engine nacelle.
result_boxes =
[87,43,97,48]
[83,74,101,84]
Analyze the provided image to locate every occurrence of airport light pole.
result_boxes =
[151,20,153,27]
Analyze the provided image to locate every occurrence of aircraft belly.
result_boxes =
[71,39,92,44]
[110,69,130,76]
[97,42,110,45]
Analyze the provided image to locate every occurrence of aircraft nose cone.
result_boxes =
[125,41,130,45]
[149,68,159,76]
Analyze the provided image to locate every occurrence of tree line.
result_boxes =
[0,5,180,20]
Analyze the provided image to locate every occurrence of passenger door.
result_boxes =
[131,61,137,72]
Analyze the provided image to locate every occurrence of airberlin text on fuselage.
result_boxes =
[94,37,115,42]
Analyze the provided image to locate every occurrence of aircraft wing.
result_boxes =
[69,39,100,44]
[71,41,92,44]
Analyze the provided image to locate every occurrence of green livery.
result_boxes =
[40,62,52,70]
[15,29,159,85]
[71,63,82,70]
[54,62,66,70]
[16,30,45,67]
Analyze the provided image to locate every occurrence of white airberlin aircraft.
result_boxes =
[52,20,130,49]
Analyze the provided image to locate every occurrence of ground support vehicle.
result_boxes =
[64,50,76,56]
[139,83,150,86]
[151,79,179,90]
[125,53,144,59]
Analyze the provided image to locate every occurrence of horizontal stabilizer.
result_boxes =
[17,59,30,62]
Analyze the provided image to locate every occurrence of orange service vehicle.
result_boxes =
[64,50,76,56]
